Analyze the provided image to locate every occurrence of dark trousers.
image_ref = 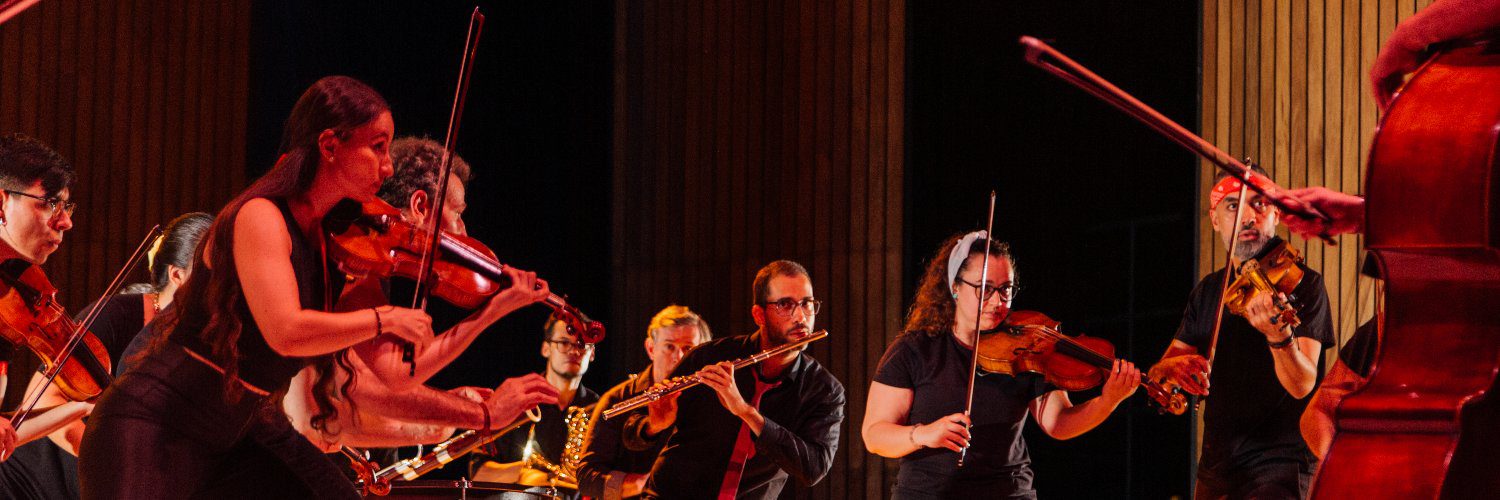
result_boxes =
[78,344,357,500]
[1195,459,1312,500]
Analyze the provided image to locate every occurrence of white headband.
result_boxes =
[946,230,988,290]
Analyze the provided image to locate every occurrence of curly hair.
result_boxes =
[377,137,472,210]
[902,233,1015,336]
[0,133,75,195]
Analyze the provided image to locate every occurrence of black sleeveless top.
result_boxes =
[169,197,342,391]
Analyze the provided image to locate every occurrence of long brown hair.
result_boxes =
[902,233,1015,336]
[158,76,388,410]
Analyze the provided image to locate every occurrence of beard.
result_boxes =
[1228,223,1272,261]
[766,320,812,346]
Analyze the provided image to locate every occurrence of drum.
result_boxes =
[371,480,560,500]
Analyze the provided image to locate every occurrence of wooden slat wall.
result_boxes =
[612,1,904,498]
[0,0,250,309]
[1198,0,1431,349]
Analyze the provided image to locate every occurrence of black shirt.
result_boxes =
[1339,319,1379,378]
[169,197,341,391]
[873,331,1055,498]
[624,331,845,499]
[577,366,660,499]
[472,385,601,475]
[1174,239,1334,471]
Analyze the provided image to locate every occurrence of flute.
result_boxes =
[602,330,829,420]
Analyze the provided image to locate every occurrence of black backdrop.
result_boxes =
[250,1,1199,497]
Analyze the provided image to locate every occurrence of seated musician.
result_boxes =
[622,260,845,499]
[284,136,559,454]
[862,232,1139,499]
[1,212,210,500]
[469,312,601,495]
[576,304,712,499]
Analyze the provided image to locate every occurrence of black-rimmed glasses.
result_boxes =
[954,278,1021,302]
[545,339,594,354]
[4,190,76,218]
[761,297,822,317]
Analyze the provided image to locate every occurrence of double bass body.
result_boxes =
[1311,37,1500,499]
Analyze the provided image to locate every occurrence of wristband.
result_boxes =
[479,401,492,431]
[372,307,383,340]
[909,424,920,447]
[1267,332,1295,349]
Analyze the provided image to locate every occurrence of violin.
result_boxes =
[975,310,1187,415]
[322,197,604,344]
[1221,239,1305,327]
[0,259,113,402]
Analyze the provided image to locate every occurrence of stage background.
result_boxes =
[0,0,1438,497]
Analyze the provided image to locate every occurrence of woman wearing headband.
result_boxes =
[862,232,1140,499]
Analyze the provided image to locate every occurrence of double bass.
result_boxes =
[1311,35,1500,499]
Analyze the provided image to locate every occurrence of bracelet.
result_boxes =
[478,401,492,431]
[1267,332,1295,349]
[372,307,383,340]
[909,424,920,447]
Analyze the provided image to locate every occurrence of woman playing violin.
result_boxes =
[73,76,547,499]
[862,232,1140,499]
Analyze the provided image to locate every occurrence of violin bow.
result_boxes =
[1204,171,1254,375]
[958,191,998,467]
[407,6,485,377]
[9,224,161,431]
[1018,36,1337,246]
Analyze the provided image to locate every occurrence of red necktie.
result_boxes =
[716,377,780,500]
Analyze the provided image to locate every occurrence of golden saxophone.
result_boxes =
[602,330,829,420]
[522,405,592,486]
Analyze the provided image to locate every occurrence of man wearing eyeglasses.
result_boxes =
[623,260,845,499]
[1148,166,1333,499]
[471,312,600,492]
[0,133,84,475]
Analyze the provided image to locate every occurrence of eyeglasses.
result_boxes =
[760,297,822,317]
[954,278,1021,302]
[545,339,594,354]
[5,190,77,218]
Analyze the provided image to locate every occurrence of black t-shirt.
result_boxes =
[873,331,1055,497]
[1174,241,1334,471]
[1339,319,1379,378]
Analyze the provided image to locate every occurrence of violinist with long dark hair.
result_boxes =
[74,76,550,498]
[862,232,1139,499]
[284,136,558,454]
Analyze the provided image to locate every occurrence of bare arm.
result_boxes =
[234,198,429,357]
[1031,360,1140,440]
[1372,0,1500,107]
[351,267,550,389]
[1244,293,1322,398]
[1301,359,1366,459]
